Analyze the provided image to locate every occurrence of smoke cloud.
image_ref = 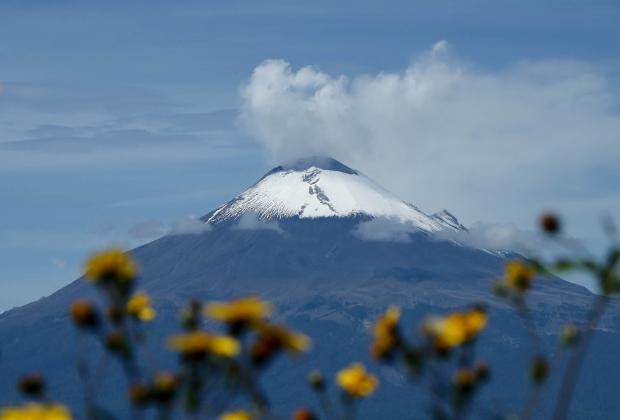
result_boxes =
[239,42,620,237]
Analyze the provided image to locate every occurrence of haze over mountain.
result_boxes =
[0,157,618,419]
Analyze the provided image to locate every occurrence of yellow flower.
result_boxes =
[503,260,536,292]
[0,403,72,420]
[127,292,156,321]
[423,307,487,351]
[463,307,487,339]
[152,371,179,402]
[371,306,400,359]
[153,371,178,394]
[84,249,137,283]
[205,296,272,326]
[258,324,310,352]
[219,410,252,420]
[167,331,240,358]
[250,324,310,365]
[336,363,378,398]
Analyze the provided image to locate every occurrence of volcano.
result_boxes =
[0,157,619,419]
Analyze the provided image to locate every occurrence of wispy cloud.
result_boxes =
[50,258,68,269]
[438,222,590,263]
[128,220,168,240]
[170,216,212,235]
[0,80,254,171]
[354,216,587,261]
[354,217,419,242]
[435,222,547,253]
[127,216,212,240]
[232,213,284,233]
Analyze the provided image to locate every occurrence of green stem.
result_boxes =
[521,384,543,420]
[552,295,608,420]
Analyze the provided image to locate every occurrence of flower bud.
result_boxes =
[453,368,475,395]
[530,356,549,384]
[250,338,278,366]
[474,361,490,382]
[129,383,151,406]
[293,408,316,420]
[70,300,98,329]
[540,213,561,234]
[153,372,179,403]
[308,370,325,391]
[561,323,579,347]
[18,373,45,397]
[105,331,128,354]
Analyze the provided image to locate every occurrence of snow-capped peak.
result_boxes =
[204,157,464,232]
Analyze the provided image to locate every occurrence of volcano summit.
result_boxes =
[204,156,456,232]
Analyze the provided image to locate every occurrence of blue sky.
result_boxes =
[1,0,619,311]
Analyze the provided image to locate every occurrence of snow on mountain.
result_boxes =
[204,156,463,232]
[431,210,467,231]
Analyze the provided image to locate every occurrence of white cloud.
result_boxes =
[438,222,543,252]
[354,217,588,263]
[354,217,419,242]
[437,222,591,263]
[239,42,620,260]
[241,42,619,173]
[128,220,167,240]
[170,216,212,235]
[127,216,211,239]
[233,213,283,233]
[130,214,285,239]
[353,216,546,252]
[50,258,67,269]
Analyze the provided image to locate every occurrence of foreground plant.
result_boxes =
[533,214,619,420]
[1,374,72,420]
[1,212,617,419]
[369,303,489,419]
[491,213,620,419]
[303,363,378,420]
[0,247,287,419]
